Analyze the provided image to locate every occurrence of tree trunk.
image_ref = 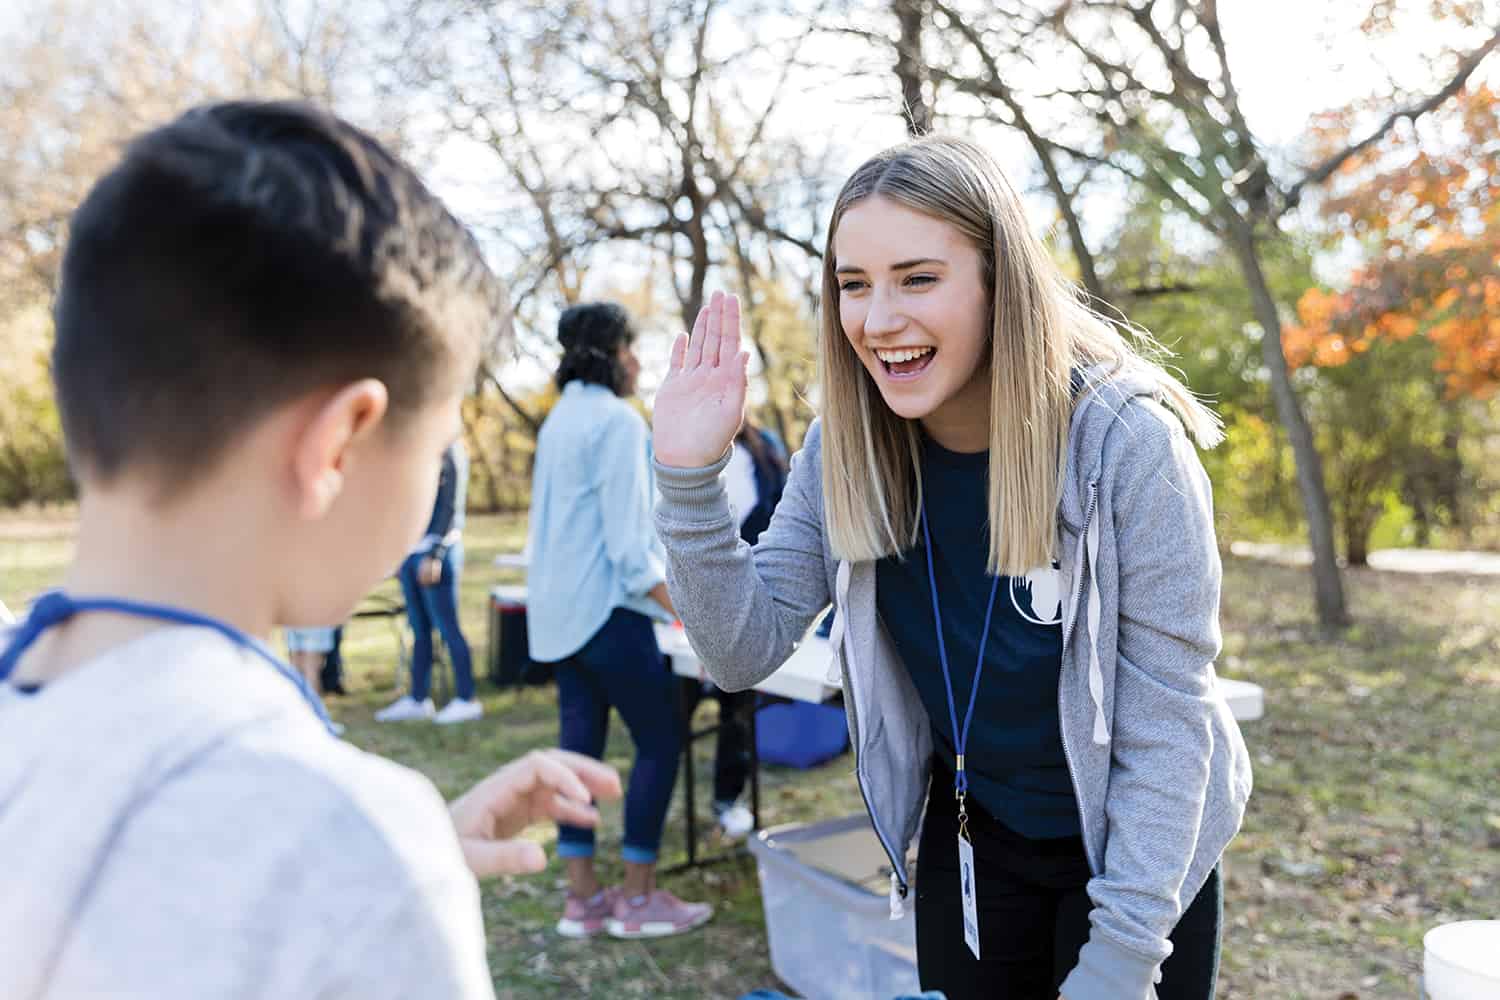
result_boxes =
[1226,220,1350,627]
[1344,508,1371,567]
[461,407,504,513]
[1436,412,1464,537]
[892,0,931,135]
[1409,490,1433,548]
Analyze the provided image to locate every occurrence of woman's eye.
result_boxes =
[905,274,937,287]
[839,280,867,293]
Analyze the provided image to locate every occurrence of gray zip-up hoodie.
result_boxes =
[654,373,1253,1000]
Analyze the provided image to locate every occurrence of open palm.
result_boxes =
[653,291,749,468]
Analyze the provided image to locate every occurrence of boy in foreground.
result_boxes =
[0,101,620,999]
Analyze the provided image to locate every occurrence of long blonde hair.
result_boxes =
[818,135,1222,575]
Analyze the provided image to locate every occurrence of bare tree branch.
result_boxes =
[1281,23,1500,214]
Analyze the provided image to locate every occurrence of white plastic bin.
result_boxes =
[747,814,921,1000]
[1424,920,1500,999]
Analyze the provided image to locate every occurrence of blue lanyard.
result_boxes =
[0,590,339,737]
[921,504,1001,814]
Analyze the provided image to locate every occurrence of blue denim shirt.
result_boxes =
[526,382,668,663]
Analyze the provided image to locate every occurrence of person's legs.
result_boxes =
[1052,864,1222,999]
[319,626,346,695]
[917,759,1092,1000]
[288,650,323,691]
[578,609,710,937]
[284,628,336,694]
[554,655,611,891]
[1156,866,1223,999]
[578,610,681,885]
[397,552,434,700]
[711,687,752,806]
[422,543,475,701]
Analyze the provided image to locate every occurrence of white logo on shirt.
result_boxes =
[1010,562,1062,626]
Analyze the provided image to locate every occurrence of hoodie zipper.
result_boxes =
[839,624,909,900]
[1058,479,1100,875]
[1061,481,1098,652]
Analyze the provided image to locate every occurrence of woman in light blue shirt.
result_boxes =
[526,302,711,940]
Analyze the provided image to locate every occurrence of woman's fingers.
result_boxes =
[668,331,687,374]
[700,290,724,370]
[717,294,741,367]
[685,297,711,369]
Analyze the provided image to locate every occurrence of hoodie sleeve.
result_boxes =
[1060,401,1225,1000]
[653,419,831,691]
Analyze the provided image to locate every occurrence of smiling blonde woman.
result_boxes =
[650,135,1252,1000]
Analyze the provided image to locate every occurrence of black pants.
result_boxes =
[915,779,1221,1000]
[679,682,753,804]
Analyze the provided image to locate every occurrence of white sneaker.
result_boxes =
[433,698,483,725]
[715,802,754,839]
[375,695,435,722]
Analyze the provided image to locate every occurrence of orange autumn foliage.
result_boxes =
[1286,85,1500,398]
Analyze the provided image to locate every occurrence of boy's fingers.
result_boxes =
[516,751,594,807]
[460,837,546,878]
[540,749,623,802]
[547,793,601,828]
[717,294,741,368]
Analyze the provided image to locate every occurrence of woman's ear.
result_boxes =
[291,379,390,519]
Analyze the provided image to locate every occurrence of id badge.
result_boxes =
[958,831,980,959]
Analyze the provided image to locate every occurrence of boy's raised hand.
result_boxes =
[448,749,622,877]
[652,291,748,469]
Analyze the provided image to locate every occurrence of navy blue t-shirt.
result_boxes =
[876,433,1080,839]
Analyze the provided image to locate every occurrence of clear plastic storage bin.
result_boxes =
[747,814,921,1000]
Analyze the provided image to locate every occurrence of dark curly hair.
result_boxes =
[554,302,634,395]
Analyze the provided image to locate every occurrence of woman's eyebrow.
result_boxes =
[834,256,947,274]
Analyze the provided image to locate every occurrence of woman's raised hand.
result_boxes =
[652,291,748,469]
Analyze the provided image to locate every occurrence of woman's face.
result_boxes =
[833,195,992,451]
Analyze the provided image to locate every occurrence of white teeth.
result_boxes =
[875,346,934,363]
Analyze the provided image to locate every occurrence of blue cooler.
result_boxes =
[755,700,849,768]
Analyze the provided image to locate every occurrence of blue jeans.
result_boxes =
[397,545,475,701]
[554,608,682,864]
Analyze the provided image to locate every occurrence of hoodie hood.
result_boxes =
[1059,365,1174,533]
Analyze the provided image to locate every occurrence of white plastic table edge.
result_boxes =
[490,584,1266,719]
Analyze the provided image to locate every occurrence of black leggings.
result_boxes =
[915,784,1222,1000]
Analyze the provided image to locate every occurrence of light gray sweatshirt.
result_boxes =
[0,626,495,1000]
[655,373,1253,1000]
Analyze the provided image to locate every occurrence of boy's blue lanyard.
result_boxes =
[921,504,1001,840]
[0,590,340,737]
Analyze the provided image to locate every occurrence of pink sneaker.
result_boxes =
[556,887,619,939]
[605,889,713,939]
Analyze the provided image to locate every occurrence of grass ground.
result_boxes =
[2,509,1497,999]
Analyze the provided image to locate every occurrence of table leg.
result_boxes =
[749,695,762,831]
[678,673,698,868]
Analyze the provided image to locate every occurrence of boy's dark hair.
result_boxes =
[554,302,634,396]
[53,100,507,488]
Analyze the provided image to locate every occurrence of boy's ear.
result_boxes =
[292,379,390,519]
